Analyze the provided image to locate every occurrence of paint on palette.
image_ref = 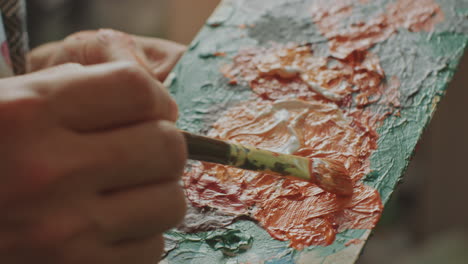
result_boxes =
[185,100,383,249]
[221,44,396,107]
[179,0,444,250]
[311,0,444,59]
[163,0,467,262]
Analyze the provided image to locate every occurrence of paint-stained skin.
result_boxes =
[182,0,444,250]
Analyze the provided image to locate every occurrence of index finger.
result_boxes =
[34,62,178,132]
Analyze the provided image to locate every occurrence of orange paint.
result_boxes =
[222,44,389,107]
[182,0,445,250]
[387,0,445,32]
[214,52,227,57]
[345,239,362,247]
[184,100,383,249]
[310,0,444,58]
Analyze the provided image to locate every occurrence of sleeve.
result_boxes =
[0,0,29,75]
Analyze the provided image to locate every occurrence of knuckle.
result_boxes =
[172,43,187,58]
[157,122,187,177]
[63,30,97,47]
[121,63,148,85]
[114,63,174,120]
[169,185,187,226]
[96,28,128,41]
[118,63,154,98]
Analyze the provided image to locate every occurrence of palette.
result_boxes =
[161,0,468,263]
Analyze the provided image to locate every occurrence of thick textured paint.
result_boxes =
[205,229,254,256]
[222,44,390,107]
[163,0,466,262]
[184,100,383,249]
[181,0,445,251]
[311,0,444,58]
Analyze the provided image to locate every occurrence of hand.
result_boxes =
[0,62,187,263]
[27,29,186,82]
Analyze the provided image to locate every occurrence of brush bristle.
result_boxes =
[310,158,353,196]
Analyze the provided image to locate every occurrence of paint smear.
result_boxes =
[222,44,388,107]
[184,100,383,249]
[310,0,444,58]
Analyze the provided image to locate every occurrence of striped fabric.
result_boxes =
[0,0,28,75]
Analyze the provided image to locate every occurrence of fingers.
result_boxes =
[63,30,136,65]
[39,61,178,131]
[29,29,185,85]
[27,41,66,73]
[110,235,165,264]
[92,181,186,243]
[59,233,165,264]
[135,36,186,81]
[65,29,185,81]
[74,120,186,191]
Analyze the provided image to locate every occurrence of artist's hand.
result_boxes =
[27,29,186,81]
[0,62,187,263]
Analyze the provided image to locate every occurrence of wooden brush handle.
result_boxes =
[182,131,232,165]
[182,131,309,180]
[181,131,353,196]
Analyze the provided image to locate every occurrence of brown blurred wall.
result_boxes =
[418,53,468,234]
[167,0,220,44]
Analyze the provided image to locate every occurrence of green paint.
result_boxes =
[205,229,254,256]
[165,221,295,264]
[206,4,234,27]
[163,0,468,263]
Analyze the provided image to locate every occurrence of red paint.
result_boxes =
[310,0,444,58]
[387,0,445,32]
[222,45,320,101]
[184,100,383,249]
[345,239,362,247]
[222,44,390,107]
[214,52,227,57]
[383,76,401,108]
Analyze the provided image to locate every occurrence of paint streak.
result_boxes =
[184,100,383,249]
[386,0,445,32]
[310,0,444,58]
[345,239,362,247]
[222,44,388,107]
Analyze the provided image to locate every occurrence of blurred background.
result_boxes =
[26,0,468,263]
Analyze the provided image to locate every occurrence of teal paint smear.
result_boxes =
[205,229,253,256]
[164,0,468,263]
[367,32,467,202]
[165,221,295,264]
[457,8,468,15]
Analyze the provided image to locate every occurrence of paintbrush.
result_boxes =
[182,131,353,196]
